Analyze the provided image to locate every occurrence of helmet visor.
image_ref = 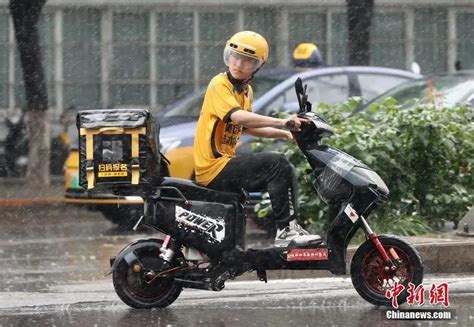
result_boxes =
[223,47,262,71]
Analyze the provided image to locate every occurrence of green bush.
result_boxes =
[253,98,474,236]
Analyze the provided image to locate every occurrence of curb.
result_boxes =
[456,231,474,237]
[0,197,64,208]
[0,177,65,208]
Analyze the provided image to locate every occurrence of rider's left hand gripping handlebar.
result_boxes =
[285,120,297,131]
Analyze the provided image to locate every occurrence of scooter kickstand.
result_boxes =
[257,270,267,283]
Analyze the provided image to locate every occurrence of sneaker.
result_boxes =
[274,220,322,248]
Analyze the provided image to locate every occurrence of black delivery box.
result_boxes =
[77,109,161,191]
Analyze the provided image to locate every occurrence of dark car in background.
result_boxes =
[64,65,421,228]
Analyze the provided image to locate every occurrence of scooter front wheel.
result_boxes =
[113,246,183,309]
[350,235,423,306]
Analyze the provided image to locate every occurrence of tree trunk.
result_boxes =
[346,0,374,66]
[9,0,50,186]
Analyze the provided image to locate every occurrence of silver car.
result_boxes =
[354,70,474,115]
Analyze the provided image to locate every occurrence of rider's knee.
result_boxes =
[269,152,295,176]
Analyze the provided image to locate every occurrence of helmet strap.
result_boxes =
[248,62,265,83]
[226,71,248,93]
[226,62,265,93]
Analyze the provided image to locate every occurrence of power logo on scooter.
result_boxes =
[175,206,225,243]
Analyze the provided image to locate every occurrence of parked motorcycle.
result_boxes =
[3,111,70,177]
[107,78,423,308]
[5,112,29,177]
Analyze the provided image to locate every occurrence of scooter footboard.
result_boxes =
[240,246,332,271]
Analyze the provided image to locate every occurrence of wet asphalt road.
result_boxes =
[0,206,473,326]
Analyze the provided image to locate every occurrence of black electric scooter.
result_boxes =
[108,78,423,309]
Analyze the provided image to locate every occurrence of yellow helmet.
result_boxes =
[293,43,324,68]
[223,31,269,70]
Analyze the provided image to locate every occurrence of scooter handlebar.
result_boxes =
[285,119,297,131]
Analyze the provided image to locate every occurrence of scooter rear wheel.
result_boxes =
[112,247,183,309]
[350,235,423,306]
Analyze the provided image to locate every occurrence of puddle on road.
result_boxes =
[0,297,470,327]
[0,207,148,292]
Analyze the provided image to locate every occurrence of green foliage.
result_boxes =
[254,98,474,235]
[350,213,435,245]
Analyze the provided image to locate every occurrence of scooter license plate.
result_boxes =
[287,248,328,261]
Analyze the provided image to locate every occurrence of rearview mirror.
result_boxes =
[294,77,312,113]
[295,77,304,95]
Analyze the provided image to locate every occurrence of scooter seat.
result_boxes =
[159,177,244,204]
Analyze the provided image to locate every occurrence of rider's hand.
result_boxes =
[285,131,296,144]
[283,115,309,132]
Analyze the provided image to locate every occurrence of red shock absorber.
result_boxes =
[162,234,171,248]
[160,235,175,262]
[368,232,390,262]
[359,215,394,269]
[368,232,396,270]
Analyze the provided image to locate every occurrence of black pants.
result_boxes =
[207,152,297,229]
